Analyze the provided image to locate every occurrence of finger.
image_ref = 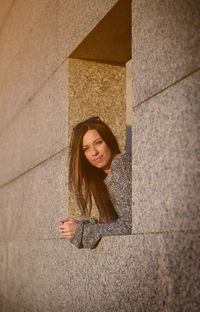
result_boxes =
[58,229,64,233]
[58,226,64,230]
[62,223,75,231]
[59,218,68,223]
[60,218,75,223]
[62,228,75,234]
[62,233,74,239]
[63,221,76,225]
[60,227,71,233]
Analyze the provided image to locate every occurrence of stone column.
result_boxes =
[132,0,200,310]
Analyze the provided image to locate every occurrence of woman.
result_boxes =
[58,116,132,249]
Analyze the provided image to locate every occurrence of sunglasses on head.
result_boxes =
[73,116,101,132]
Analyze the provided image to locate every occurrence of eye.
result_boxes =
[82,147,89,152]
[96,140,103,145]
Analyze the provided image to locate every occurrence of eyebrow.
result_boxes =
[82,137,102,148]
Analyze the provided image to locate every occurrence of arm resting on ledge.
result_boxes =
[70,154,132,249]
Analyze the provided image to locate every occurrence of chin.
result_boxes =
[93,163,103,169]
[92,161,105,169]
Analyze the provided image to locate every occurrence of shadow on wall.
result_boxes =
[126,125,132,156]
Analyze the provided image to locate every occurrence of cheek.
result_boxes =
[103,145,112,158]
[84,152,92,163]
[102,143,109,153]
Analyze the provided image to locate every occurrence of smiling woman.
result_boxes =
[58,117,132,249]
[82,129,115,174]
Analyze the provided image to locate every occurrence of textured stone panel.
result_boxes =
[0,61,68,186]
[0,0,13,30]
[0,180,22,243]
[0,0,60,132]
[157,232,200,311]
[85,235,158,312]
[0,150,67,242]
[132,71,200,232]
[68,58,126,219]
[0,243,7,302]
[0,0,118,132]
[132,0,200,106]
[1,296,31,312]
[5,235,158,312]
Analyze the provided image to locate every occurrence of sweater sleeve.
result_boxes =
[70,154,132,249]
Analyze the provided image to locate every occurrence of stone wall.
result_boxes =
[0,0,199,311]
[132,0,200,310]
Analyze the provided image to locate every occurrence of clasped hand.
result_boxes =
[58,218,77,239]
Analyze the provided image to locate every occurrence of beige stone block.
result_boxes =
[157,232,200,311]
[0,61,68,186]
[0,150,67,242]
[0,0,118,131]
[0,0,55,64]
[132,70,200,232]
[0,0,13,29]
[0,243,7,300]
[0,180,22,243]
[0,0,61,133]
[132,0,200,105]
[5,235,158,311]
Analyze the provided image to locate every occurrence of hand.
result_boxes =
[58,218,77,239]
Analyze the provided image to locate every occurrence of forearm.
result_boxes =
[70,215,131,249]
[98,218,131,236]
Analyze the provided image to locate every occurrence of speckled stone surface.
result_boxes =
[132,70,200,233]
[0,0,13,30]
[68,58,126,219]
[1,296,31,312]
[132,0,200,106]
[4,234,158,312]
[0,0,118,132]
[0,61,68,186]
[157,232,200,311]
[0,150,67,242]
[0,0,61,133]
[0,243,7,309]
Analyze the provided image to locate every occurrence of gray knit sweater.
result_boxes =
[70,153,132,249]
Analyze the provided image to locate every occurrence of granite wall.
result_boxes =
[0,1,199,312]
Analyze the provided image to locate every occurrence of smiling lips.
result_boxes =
[93,155,103,162]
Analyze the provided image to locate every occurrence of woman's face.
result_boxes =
[82,129,113,173]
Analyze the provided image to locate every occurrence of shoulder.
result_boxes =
[111,153,132,172]
[110,153,132,184]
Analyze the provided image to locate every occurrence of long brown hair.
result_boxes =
[68,117,121,223]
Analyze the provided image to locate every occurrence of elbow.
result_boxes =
[121,219,132,234]
[82,236,102,249]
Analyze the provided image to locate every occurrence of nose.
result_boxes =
[90,145,99,156]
